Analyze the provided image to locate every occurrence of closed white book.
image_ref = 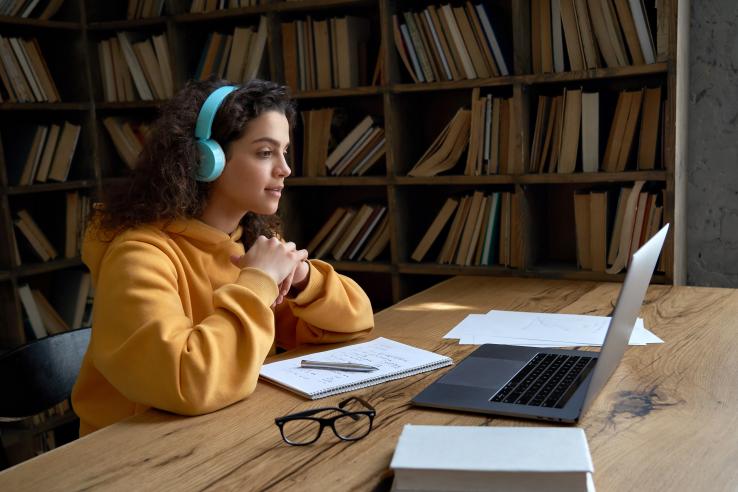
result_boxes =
[260,337,452,400]
[391,425,595,492]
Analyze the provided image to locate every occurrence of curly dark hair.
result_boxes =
[97,78,297,247]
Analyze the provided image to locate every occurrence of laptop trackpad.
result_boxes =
[440,357,526,389]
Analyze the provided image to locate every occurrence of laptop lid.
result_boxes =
[579,223,669,414]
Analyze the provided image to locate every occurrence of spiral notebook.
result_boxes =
[259,337,453,399]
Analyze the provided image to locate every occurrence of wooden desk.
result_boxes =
[1,277,737,491]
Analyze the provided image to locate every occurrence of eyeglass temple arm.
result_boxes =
[338,396,375,412]
[276,406,352,422]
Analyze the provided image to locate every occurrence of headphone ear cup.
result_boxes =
[196,139,226,182]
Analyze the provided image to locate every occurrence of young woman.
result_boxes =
[71,79,374,436]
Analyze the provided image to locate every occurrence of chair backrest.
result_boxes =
[0,328,90,419]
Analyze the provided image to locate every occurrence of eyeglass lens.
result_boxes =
[280,406,372,445]
[332,413,372,440]
[281,418,323,445]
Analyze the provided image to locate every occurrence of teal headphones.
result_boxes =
[194,85,238,182]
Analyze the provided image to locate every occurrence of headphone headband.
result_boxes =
[195,85,238,141]
[194,85,237,182]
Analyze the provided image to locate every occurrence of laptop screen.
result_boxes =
[580,224,669,414]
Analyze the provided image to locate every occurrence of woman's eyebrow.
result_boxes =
[251,137,289,147]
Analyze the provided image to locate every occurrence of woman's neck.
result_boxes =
[198,203,245,235]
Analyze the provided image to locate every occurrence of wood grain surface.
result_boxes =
[1,276,736,491]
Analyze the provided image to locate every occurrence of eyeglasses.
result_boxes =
[275,397,376,446]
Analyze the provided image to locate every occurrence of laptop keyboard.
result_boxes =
[490,353,596,409]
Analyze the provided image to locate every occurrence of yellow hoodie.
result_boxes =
[71,218,373,436]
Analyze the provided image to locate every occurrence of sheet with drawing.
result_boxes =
[444,310,663,347]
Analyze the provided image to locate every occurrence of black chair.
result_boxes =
[0,328,90,468]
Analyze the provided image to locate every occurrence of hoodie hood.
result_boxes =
[82,216,243,287]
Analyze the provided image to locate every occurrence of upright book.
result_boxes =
[259,337,452,399]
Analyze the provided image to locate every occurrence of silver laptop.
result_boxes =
[412,224,670,423]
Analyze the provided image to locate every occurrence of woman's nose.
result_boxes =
[276,153,291,177]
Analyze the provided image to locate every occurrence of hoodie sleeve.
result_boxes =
[90,236,279,416]
[273,259,374,350]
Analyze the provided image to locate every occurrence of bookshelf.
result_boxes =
[0,0,687,349]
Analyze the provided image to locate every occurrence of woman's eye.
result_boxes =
[258,150,273,158]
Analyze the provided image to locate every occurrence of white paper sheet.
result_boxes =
[444,311,663,347]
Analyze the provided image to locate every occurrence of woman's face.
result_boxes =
[211,110,291,216]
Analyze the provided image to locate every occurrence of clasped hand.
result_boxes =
[231,236,310,307]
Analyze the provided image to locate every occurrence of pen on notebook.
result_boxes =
[300,360,379,372]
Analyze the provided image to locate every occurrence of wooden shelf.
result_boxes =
[0,102,90,111]
[523,63,669,85]
[0,15,81,29]
[95,100,164,110]
[394,171,667,186]
[392,76,514,94]
[6,180,97,195]
[398,263,514,276]
[292,86,383,99]
[391,64,668,94]
[394,176,514,185]
[329,261,392,273]
[515,171,668,184]
[398,262,667,284]
[272,0,377,13]
[526,263,668,284]
[87,18,167,31]
[173,6,269,23]
[14,257,83,279]
[287,177,387,186]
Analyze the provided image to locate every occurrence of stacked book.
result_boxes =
[465,90,517,175]
[18,270,92,341]
[103,117,150,169]
[98,32,174,102]
[14,209,57,263]
[126,0,164,19]
[411,190,518,267]
[195,17,268,82]
[307,204,389,261]
[190,0,265,12]
[12,192,88,265]
[0,0,64,20]
[530,86,661,173]
[393,2,509,83]
[322,115,385,177]
[5,121,81,185]
[532,0,657,73]
[18,284,69,340]
[0,35,60,103]
[281,15,372,91]
[407,107,470,177]
[574,181,664,274]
